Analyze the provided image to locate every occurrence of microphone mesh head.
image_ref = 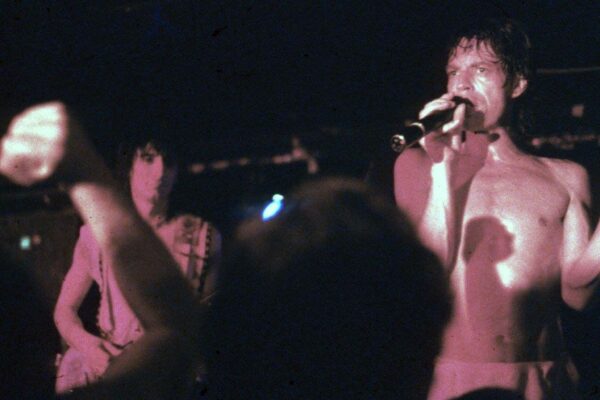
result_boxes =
[390,134,406,153]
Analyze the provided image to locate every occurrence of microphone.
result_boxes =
[390,97,469,153]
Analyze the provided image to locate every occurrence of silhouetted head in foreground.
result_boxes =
[203,178,452,399]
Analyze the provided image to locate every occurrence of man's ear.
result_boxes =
[511,75,528,99]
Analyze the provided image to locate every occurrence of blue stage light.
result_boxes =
[20,236,31,251]
[262,194,284,221]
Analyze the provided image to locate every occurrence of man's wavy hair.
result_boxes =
[114,135,180,196]
[447,17,535,147]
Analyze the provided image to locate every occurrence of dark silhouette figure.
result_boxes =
[202,178,453,399]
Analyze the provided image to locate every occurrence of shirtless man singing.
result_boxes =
[394,18,597,399]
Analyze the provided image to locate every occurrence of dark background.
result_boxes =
[0,0,599,395]
[1,1,598,162]
[1,0,598,218]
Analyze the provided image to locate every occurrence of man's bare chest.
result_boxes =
[455,164,570,287]
[464,164,570,224]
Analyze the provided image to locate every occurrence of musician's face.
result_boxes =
[445,39,526,131]
[130,143,177,202]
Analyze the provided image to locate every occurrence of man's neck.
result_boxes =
[484,126,524,164]
[132,193,168,227]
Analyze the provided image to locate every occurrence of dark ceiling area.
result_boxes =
[1,1,599,175]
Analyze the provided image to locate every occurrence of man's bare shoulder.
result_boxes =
[538,156,588,180]
[537,156,591,204]
[393,147,430,170]
[393,147,432,183]
[393,147,433,188]
[393,147,432,223]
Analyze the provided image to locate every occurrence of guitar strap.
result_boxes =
[197,222,213,297]
[185,219,201,281]
[183,217,212,298]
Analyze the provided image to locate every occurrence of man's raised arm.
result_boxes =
[0,102,201,398]
[554,160,597,311]
[394,97,490,268]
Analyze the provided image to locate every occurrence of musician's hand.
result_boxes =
[0,102,68,185]
[0,101,101,186]
[80,336,123,378]
[418,94,493,189]
[418,93,467,163]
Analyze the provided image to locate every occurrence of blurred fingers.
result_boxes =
[102,341,124,357]
[419,96,457,120]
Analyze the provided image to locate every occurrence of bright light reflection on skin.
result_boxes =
[496,264,517,288]
[494,218,518,289]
